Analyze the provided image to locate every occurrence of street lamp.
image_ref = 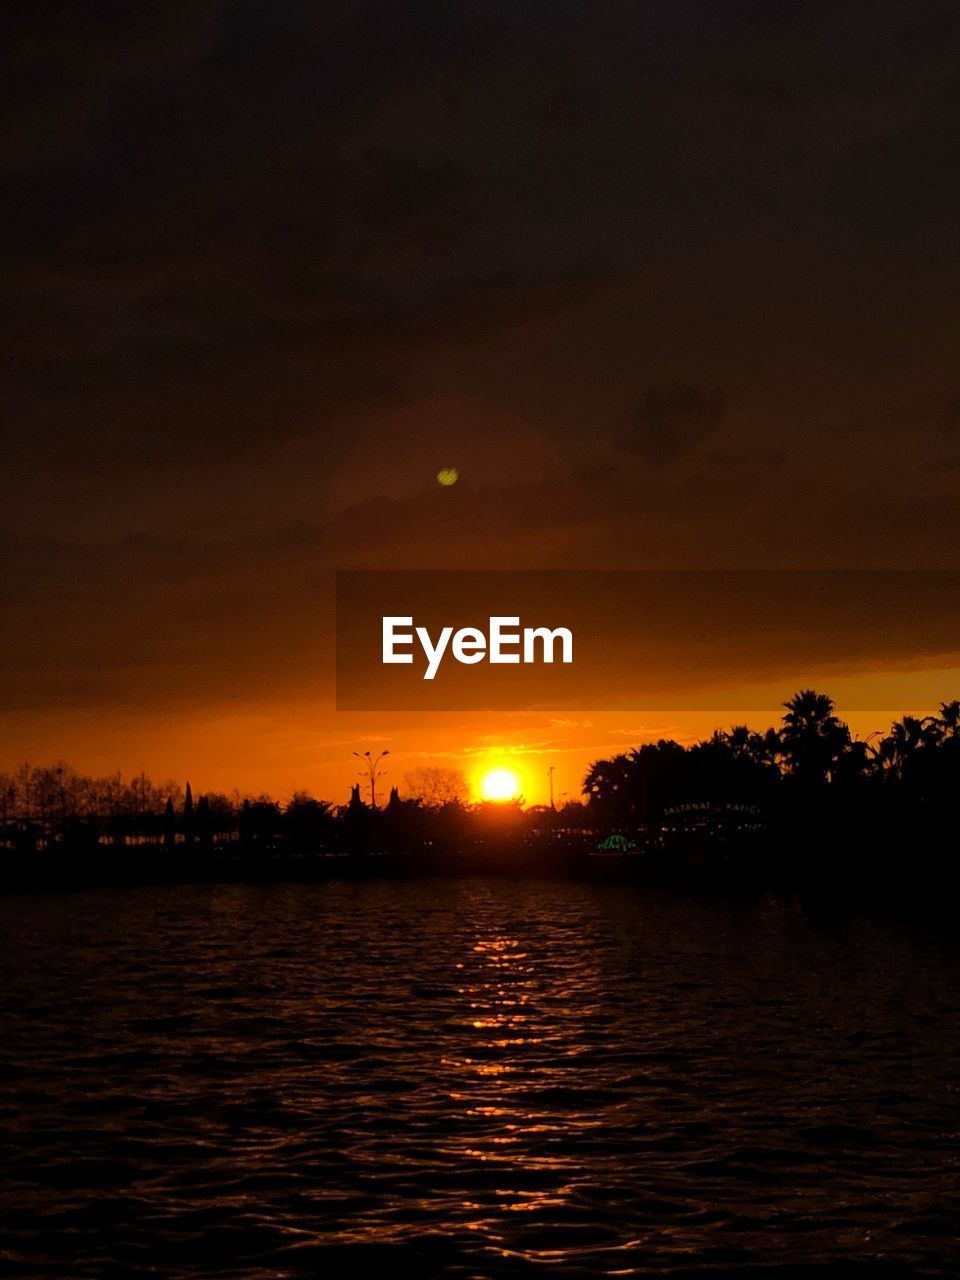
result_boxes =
[353,749,390,808]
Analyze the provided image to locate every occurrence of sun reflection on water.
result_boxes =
[436,917,595,1246]
[5,881,954,1275]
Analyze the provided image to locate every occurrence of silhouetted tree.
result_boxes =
[183,782,194,844]
[196,794,212,850]
[163,797,175,849]
[402,766,469,806]
[780,690,852,785]
[4,686,960,899]
[938,699,960,739]
[284,792,335,850]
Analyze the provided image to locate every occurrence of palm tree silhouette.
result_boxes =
[937,700,960,739]
[780,690,851,785]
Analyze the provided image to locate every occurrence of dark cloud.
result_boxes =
[3,450,960,717]
[939,393,960,434]
[628,384,726,464]
[1,3,958,542]
[3,497,960,728]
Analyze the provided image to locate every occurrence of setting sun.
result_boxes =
[480,767,521,802]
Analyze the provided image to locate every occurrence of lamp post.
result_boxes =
[353,749,390,808]
[547,765,555,810]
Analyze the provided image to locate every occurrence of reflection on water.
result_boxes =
[1,879,959,1277]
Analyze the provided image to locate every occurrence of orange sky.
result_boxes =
[5,3,960,806]
[3,468,958,804]
[5,662,958,807]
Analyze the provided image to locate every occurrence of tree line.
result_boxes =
[1,690,958,875]
[0,763,586,856]
[584,691,960,826]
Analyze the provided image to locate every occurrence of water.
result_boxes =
[1,879,958,1278]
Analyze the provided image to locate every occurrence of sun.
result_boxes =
[480,767,521,802]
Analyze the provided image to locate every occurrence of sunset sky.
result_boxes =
[3,2,960,805]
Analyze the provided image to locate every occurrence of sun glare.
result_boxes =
[480,767,521,802]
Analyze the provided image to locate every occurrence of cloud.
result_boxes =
[2,453,960,720]
[939,392,960,434]
[2,0,960,743]
[4,1,958,522]
[628,384,726,464]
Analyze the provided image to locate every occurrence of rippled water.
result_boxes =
[1,880,959,1278]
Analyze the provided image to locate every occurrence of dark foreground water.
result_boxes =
[1,881,959,1279]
